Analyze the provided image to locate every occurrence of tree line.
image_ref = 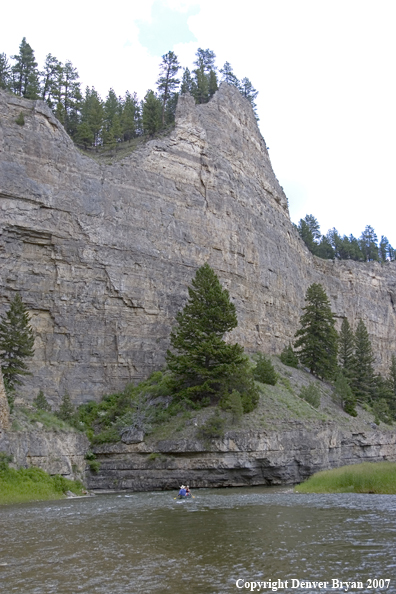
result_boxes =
[0,38,259,148]
[286,282,396,423]
[297,214,395,262]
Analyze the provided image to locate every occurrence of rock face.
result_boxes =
[0,366,10,430]
[0,85,395,405]
[0,430,89,480]
[88,424,396,491]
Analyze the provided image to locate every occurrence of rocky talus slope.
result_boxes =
[0,85,395,406]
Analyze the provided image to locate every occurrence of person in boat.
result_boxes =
[178,485,187,498]
[185,486,191,497]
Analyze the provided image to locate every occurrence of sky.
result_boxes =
[2,0,396,246]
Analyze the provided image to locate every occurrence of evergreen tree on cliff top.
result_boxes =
[166,263,258,411]
[294,283,338,380]
[0,294,35,391]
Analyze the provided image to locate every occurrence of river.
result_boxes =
[1,487,396,594]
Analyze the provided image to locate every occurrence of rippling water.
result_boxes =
[1,487,396,593]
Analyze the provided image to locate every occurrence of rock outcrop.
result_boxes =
[0,85,395,405]
[0,430,89,480]
[88,424,396,491]
[0,365,10,431]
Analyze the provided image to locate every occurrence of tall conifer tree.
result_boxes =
[294,283,338,379]
[338,318,355,381]
[156,51,180,125]
[352,320,376,402]
[166,263,257,409]
[0,294,35,391]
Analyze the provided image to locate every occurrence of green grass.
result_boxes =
[295,462,396,494]
[0,464,84,505]
[12,406,79,432]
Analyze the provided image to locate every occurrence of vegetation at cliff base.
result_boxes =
[295,462,396,494]
[0,453,84,505]
[294,283,338,380]
[166,263,258,412]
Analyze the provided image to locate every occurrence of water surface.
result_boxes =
[1,487,395,593]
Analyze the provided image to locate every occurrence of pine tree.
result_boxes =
[56,393,75,422]
[0,294,35,391]
[359,225,379,262]
[180,67,195,94]
[386,354,396,417]
[294,283,338,379]
[334,373,357,416]
[41,54,62,108]
[54,60,82,136]
[219,62,239,87]
[208,69,218,99]
[297,215,321,255]
[121,91,138,141]
[338,318,355,381]
[253,354,277,385]
[379,236,390,262]
[0,53,11,90]
[280,343,299,368]
[104,88,121,135]
[11,37,40,98]
[352,320,375,403]
[80,87,104,145]
[166,263,257,408]
[142,90,162,136]
[33,390,51,412]
[156,51,180,126]
[192,48,216,104]
[239,77,259,118]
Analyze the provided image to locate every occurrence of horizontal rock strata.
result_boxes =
[0,430,89,480]
[87,424,396,491]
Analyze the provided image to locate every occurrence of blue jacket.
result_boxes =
[179,488,187,496]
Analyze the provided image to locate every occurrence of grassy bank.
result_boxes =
[0,455,84,505]
[295,462,396,494]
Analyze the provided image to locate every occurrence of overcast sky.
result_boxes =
[3,0,396,246]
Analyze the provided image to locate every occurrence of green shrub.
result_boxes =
[56,393,75,422]
[334,373,357,417]
[0,457,84,505]
[33,390,51,412]
[87,460,100,473]
[220,389,243,423]
[253,354,277,385]
[0,452,13,471]
[280,344,299,368]
[197,410,225,441]
[299,383,321,408]
[15,112,25,126]
[372,398,393,425]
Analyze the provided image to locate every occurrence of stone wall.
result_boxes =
[0,85,395,406]
[87,424,396,491]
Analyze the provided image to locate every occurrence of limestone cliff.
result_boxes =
[0,85,395,405]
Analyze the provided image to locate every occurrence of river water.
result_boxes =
[1,487,396,594]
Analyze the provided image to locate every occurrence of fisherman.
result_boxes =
[178,485,187,498]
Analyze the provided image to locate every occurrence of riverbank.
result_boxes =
[295,461,396,494]
[0,455,85,505]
